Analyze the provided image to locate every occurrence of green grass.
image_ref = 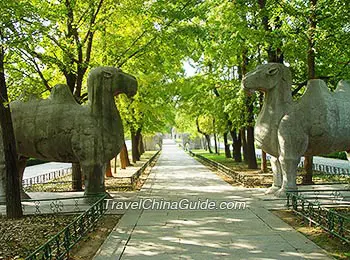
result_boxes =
[191,149,273,188]
[192,149,267,172]
[193,149,349,183]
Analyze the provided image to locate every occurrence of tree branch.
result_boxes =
[115,30,149,65]
[82,0,104,45]
[117,0,196,67]
[291,80,307,96]
[196,116,209,136]
[17,49,52,91]
[292,76,331,96]
[46,35,79,64]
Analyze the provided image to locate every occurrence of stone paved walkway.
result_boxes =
[94,140,332,260]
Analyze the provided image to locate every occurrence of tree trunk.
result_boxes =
[303,0,318,183]
[302,156,314,184]
[139,134,145,155]
[0,45,23,218]
[214,133,218,154]
[246,126,258,169]
[307,0,317,80]
[257,0,285,173]
[223,132,231,158]
[120,142,131,169]
[258,0,284,63]
[196,117,213,153]
[213,119,218,154]
[240,48,258,169]
[135,128,142,160]
[241,128,248,164]
[72,163,83,191]
[261,151,268,173]
[131,128,141,163]
[105,161,113,177]
[205,134,213,153]
[230,129,242,162]
[113,156,117,175]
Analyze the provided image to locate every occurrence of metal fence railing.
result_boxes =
[298,160,350,176]
[287,192,350,244]
[23,168,72,188]
[255,153,350,176]
[26,194,107,260]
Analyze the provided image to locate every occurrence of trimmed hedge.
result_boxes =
[26,158,48,166]
[320,151,348,160]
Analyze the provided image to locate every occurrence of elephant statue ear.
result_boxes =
[49,84,78,104]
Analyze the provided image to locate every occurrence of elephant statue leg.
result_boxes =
[275,156,299,197]
[265,156,282,194]
[82,163,107,196]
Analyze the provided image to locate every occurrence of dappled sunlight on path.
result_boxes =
[94,140,331,260]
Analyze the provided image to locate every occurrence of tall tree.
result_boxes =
[258,0,284,172]
[0,1,33,218]
[303,0,318,185]
[0,39,23,219]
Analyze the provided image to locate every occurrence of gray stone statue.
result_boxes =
[0,67,137,199]
[242,63,350,196]
[144,134,163,151]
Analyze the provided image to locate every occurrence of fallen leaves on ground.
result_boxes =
[0,215,76,259]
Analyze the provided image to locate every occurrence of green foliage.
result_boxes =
[175,0,350,137]
[26,158,47,167]
[320,152,348,161]
[2,0,349,139]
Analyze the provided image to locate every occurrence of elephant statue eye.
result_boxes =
[103,71,113,78]
[267,68,279,75]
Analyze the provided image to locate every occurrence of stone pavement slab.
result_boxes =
[94,140,333,260]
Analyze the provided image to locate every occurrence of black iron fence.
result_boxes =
[286,189,350,208]
[287,191,350,244]
[26,194,107,260]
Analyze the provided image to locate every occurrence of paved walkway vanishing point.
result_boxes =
[94,140,332,260]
